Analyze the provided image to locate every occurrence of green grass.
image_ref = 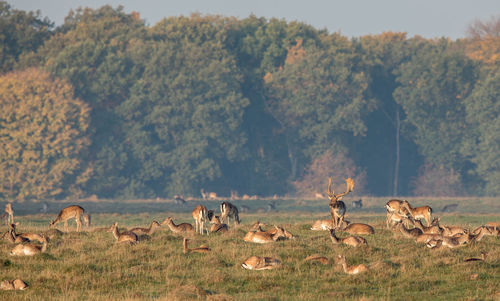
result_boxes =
[1,206,499,300]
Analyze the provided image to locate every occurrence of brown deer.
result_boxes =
[3,203,14,225]
[400,200,433,226]
[183,238,211,254]
[304,254,331,265]
[326,177,354,229]
[49,205,85,232]
[192,205,209,235]
[386,199,404,228]
[108,222,138,245]
[336,255,369,275]
[0,279,28,290]
[342,223,375,235]
[129,221,161,236]
[329,229,367,247]
[395,221,423,239]
[209,215,229,233]
[10,237,48,256]
[412,218,442,234]
[161,217,194,233]
[243,226,286,244]
[220,201,240,226]
[8,223,46,243]
[241,256,281,270]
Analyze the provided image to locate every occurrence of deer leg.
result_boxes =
[64,220,68,232]
[76,217,82,232]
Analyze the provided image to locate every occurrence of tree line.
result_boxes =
[0,3,499,201]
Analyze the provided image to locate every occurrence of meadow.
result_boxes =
[1,197,499,300]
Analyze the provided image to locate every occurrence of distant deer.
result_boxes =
[3,203,14,225]
[173,194,186,205]
[326,177,354,229]
[49,205,85,232]
[352,199,363,209]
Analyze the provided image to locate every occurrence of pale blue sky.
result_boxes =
[9,0,500,39]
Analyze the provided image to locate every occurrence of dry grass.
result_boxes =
[0,209,499,300]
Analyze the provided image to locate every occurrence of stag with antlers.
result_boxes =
[326,177,355,229]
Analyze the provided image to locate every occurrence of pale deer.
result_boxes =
[220,201,240,226]
[326,177,355,229]
[192,205,209,235]
[129,221,161,236]
[413,218,442,234]
[342,223,375,235]
[49,205,85,232]
[329,229,367,247]
[415,233,443,244]
[241,256,281,270]
[243,226,286,244]
[0,279,28,290]
[4,203,14,225]
[9,223,46,243]
[209,215,228,233]
[304,254,331,265]
[310,219,334,231]
[161,217,194,233]
[108,222,138,245]
[336,255,369,275]
[385,199,403,228]
[386,205,411,228]
[183,238,211,254]
[10,237,48,256]
[441,225,468,237]
[401,200,432,226]
[251,222,295,239]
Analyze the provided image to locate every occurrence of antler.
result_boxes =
[327,177,355,201]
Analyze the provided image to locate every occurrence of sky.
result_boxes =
[8,0,500,39]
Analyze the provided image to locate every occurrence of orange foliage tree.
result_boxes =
[0,69,91,201]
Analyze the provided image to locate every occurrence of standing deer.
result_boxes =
[326,177,354,229]
[49,205,85,232]
[3,203,14,225]
[192,205,209,235]
[401,200,433,226]
[220,201,240,226]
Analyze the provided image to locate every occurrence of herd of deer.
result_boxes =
[1,177,499,288]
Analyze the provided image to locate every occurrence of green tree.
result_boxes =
[0,69,90,201]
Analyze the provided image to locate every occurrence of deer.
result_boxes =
[310,219,334,231]
[10,236,48,256]
[83,214,91,228]
[400,200,433,226]
[386,204,411,228]
[485,221,500,230]
[326,176,354,230]
[243,226,286,244]
[108,222,138,245]
[8,223,46,243]
[183,238,210,254]
[441,225,469,237]
[329,229,367,247]
[192,205,209,235]
[304,254,331,265]
[0,279,28,290]
[220,201,240,226]
[5,224,29,243]
[161,217,194,233]
[241,256,281,270]
[3,203,14,225]
[49,205,85,232]
[385,199,404,228]
[342,223,375,235]
[200,189,217,200]
[395,221,423,239]
[412,217,442,234]
[209,215,228,233]
[129,221,161,236]
[336,255,369,275]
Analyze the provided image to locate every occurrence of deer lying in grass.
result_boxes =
[387,207,411,228]
[7,223,46,243]
[243,226,286,244]
[108,222,138,245]
[129,221,161,236]
[395,222,423,239]
[336,255,369,275]
[329,229,367,247]
[401,200,433,226]
[304,254,331,265]
[0,279,28,290]
[10,237,48,256]
[485,221,500,231]
[310,219,334,231]
[441,225,468,237]
[183,238,210,254]
[161,217,194,233]
[209,215,228,233]
[473,225,500,237]
[412,218,442,234]
[241,256,281,270]
[49,205,85,232]
[342,223,375,235]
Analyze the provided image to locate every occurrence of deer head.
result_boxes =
[326,177,355,205]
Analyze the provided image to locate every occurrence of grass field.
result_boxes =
[1,198,499,300]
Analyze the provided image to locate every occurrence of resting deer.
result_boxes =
[49,205,85,232]
[8,223,46,243]
[387,206,411,228]
[311,219,334,231]
[329,229,367,247]
[161,217,194,233]
[4,203,14,225]
[336,255,369,275]
[485,221,500,231]
[401,200,432,226]
[220,201,240,226]
[192,205,209,235]
[241,256,281,270]
[5,224,29,243]
[209,215,228,233]
[129,221,161,236]
[342,223,375,235]
[386,199,404,228]
[413,217,442,234]
[108,222,138,245]
[441,225,468,237]
[243,226,286,243]
[304,254,331,265]
[183,238,210,254]
[0,279,28,290]
[395,221,423,239]
[326,177,354,229]
[10,237,48,256]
